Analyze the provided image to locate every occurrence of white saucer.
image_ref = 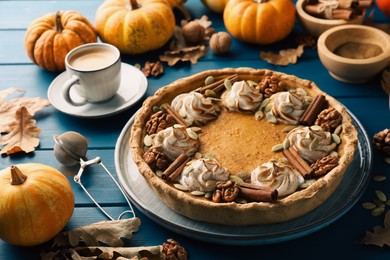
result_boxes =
[48,63,147,118]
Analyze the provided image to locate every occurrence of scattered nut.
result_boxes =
[209,31,232,55]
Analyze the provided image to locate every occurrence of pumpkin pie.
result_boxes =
[130,68,357,226]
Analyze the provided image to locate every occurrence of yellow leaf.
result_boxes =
[0,106,41,155]
[0,87,50,133]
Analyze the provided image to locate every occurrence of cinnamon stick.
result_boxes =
[197,74,238,94]
[160,103,189,127]
[162,154,189,181]
[238,183,278,202]
[283,147,314,177]
[299,94,326,126]
[167,157,191,182]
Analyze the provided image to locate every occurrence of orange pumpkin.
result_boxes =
[377,0,390,19]
[201,0,229,13]
[95,0,176,55]
[24,10,97,72]
[0,164,74,246]
[223,0,296,45]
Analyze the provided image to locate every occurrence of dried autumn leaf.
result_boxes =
[181,15,212,30]
[52,217,142,248]
[362,210,390,247]
[260,45,305,66]
[0,106,41,155]
[43,246,163,260]
[381,66,390,95]
[0,87,50,133]
[160,45,207,66]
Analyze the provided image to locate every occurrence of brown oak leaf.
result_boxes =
[0,87,50,133]
[159,45,207,66]
[362,210,390,247]
[260,45,305,66]
[52,218,142,248]
[0,106,41,155]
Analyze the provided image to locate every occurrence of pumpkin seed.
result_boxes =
[191,190,205,196]
[373,198,385,207]
[375,190,387,202]
[205,192,213,199]
[195,152,202,159]
[296,87,307,96]
[173,124,184,129]
[224,79,232,90]
[255,110,265,121]
[143,135,153,147]
[205,75,214,85]
[230,175,244,184]
[236,172,251,181]
[259,98,270,110]
[272,143,284,152]
[371,207,385,216]
[283,138,290,150]
[332,133,341,144]
[205,179,217,188]
[281,105,294,114]
[152,106,160,113]
[310,125,323,131]
[264,103,273,112]
[373,175,387,182]
[156,170,163,178]
[191,126,202,133]
[134,63,141,70]
[329,151,339,158]
[174,183,189,191]
[266,113,277,124]
[334,125,342,135]
[205,89,217,98]
[300,182,308,189]
[362,202,377,210]
[283,125,298,133]
[385,157,390,165]
[186,128,198,140]
[309,137,319,151]
[247,80,258,87]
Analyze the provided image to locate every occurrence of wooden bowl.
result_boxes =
[296,0,365,38]
[317,25,390,83]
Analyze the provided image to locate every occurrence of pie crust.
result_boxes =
[130,68,358,226]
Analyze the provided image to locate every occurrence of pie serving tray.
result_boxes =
[115,110,372,245]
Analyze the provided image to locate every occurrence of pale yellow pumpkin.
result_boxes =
[95,0,176,54]
[0,164,74,246]
[24,10,97,72]
[223,0,296,45]
[201,0,229,13]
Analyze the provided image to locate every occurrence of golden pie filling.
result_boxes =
[130,68,358,226]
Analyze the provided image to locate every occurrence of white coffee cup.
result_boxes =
[63,43,121,106]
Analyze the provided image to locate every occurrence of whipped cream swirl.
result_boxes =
[267,91,309,124]
[221,80,263,113]
[251,161,304,197]
[171,92,219,126]
[153,126,200,161]
[287,126,337,164]
[179,158,230,192]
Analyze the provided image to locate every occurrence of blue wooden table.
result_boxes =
[1,0,389,259]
